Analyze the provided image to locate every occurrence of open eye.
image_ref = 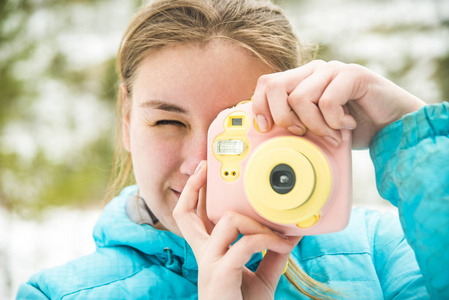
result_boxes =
[155,120,186,127]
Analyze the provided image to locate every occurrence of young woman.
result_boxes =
[17,0,448,298]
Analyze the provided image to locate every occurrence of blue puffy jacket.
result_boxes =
[370,102,449,299]
[16,190,426,299]
[17,102,448,299]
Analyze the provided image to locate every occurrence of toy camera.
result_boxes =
[206,101,352,236]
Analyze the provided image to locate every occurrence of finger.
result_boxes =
[255,250,290,289]
[252,74,275,132]
[255,236,302,284]
[208,211,274,256]
[252,60,325,133]
[223,233,295,270]
[173,161,209,251]
[289,95,342,146]
[318,72,359,130]
[196,182,215,235]
[264,80,307,135]
[287,65,343,145]
[278,60,329,93]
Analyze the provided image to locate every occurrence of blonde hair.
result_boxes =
[108,0,333,298]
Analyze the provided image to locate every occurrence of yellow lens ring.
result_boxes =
[244,136,332,224]
[246,148,316,210]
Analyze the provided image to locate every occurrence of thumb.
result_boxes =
[255,236,302,288]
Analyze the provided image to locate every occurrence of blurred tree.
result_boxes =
[434,0,449,101]
[434,53,449,101]
[0,0,138,216]
[0,0,35,212]
[0,0,447,218]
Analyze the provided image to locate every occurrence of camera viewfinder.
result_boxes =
[231,117,243,126]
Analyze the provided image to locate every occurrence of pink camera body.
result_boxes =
[206,102,352,236]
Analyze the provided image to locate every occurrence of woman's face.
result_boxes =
[123,41,272,236]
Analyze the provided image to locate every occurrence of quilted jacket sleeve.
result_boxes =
[16,246,199,300]
[16,282,49,299]
[370,102,449,299]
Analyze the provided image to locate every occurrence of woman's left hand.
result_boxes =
[252,60,426,148]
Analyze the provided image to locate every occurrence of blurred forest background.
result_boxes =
[1,0,448,217]
[1,0,448,298]
[0,0,139,216]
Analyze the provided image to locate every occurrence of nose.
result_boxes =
[179,131,208,176]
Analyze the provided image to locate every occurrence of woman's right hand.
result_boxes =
[173,161,301,300]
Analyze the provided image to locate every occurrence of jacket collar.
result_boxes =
[93,185,262,277]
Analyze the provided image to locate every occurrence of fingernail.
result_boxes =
[342,116,357,130]
[287,125,306,136]
[342,121,356,130]
[324,136,340,147]
[256,114,268,132]
[194,161,205,174]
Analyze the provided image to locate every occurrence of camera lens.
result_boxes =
[270,164,296,194]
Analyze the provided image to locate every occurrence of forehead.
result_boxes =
[131,41,272,111]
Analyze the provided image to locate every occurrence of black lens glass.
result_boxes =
[270,164,296,194]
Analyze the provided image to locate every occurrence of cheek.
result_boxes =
[129,129,182,184]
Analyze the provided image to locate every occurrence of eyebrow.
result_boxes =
[139,100,188,114]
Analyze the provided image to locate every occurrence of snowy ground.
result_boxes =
[1,208,100,299]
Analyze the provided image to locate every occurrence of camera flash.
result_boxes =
[214,140,246,155]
